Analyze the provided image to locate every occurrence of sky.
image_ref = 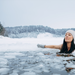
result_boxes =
[0,0,75,29]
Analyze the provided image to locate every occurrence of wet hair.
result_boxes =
[59,39,75,53]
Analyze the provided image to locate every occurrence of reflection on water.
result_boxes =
[0,50,75,75]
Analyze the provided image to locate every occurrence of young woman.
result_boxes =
[37,30,75,53]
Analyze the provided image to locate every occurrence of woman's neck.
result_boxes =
[67,43,71,51]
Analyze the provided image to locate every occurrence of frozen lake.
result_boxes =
[0,36,75,75]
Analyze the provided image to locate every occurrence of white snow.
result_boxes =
[37,32,53,38]
[0,36,63,52]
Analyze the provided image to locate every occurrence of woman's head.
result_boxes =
[65,30,75,43]
[65,32,73,43]
[59,30,75,53]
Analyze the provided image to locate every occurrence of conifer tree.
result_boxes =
[0,22,5,36]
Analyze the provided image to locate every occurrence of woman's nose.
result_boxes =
[65,35,69,37]
[66,35,68,36]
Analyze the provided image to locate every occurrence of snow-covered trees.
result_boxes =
[5,25,75,38]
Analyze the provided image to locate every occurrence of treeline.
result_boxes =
[5,25,55,34]
[0,23,75,38]
[5,25,75,36]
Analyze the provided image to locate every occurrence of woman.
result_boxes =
[37,30,75,53]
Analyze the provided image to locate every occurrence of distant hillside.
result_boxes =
[5,25,75,38]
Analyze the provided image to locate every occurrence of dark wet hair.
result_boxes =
[59,39,75,53]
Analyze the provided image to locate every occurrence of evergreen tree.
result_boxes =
[0,22,5,36]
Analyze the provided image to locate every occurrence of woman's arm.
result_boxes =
[44,44,63,50]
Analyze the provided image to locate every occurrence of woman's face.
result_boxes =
[65,32,73,43]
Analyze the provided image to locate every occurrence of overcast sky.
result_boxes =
[0,0,75,29]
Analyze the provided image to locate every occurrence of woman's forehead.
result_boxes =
[66,32,72,35]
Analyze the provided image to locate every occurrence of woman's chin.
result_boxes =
[65,40,71,43]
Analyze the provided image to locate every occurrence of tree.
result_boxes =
[0,22,5,36]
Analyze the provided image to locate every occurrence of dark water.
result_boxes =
[0,50,75,75]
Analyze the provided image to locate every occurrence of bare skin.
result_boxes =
[44,44,62,50]
[44,32,73,51]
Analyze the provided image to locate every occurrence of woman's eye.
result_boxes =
[69,34,71,36]
[65,34,71,36]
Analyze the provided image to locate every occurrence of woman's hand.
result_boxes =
[37,44,45,48]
